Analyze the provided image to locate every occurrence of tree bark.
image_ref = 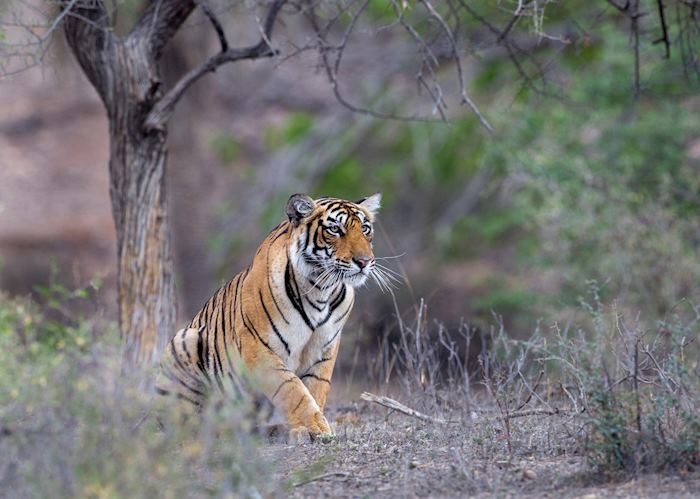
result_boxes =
[108,42,175,366]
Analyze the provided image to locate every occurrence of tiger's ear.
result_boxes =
[286,193,315,226]
[357,193,381,217]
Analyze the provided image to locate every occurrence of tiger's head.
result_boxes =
[286,193,382,289]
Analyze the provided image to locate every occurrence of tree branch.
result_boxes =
[653,0,671,58]
[129,0,197,61]
[360,392,449,423]
[61,0,115,100]
[606,0,631,13]
[306,0,447,124]
[458,1,552,97]
[421,0,492,131]
[144,0,287,131]
[631,0,642,99]
[197,0,228,52]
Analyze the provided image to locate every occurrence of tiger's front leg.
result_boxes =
[240,341,332,443]
[300,339,341,415]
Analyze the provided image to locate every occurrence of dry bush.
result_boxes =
[374,286,700,474]
[546,289,700,473]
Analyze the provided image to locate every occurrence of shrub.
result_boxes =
[544,288,700,472]
[0,288,275,498]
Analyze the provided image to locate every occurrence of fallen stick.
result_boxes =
[293,471,349,487]
[360,392,449,424]
[360,392,574,423]
[503,408,572,419]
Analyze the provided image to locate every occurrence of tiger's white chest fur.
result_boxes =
[268,256,355,374]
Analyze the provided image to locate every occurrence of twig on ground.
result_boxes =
[361,391,573,423]
[361,391,448,423]
[502,408,572,419]
[293,471,349,487]
[515,369,545,411]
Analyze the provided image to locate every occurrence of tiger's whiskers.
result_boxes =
[375,253,406,261]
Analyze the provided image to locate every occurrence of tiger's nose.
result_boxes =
[353,256,373,270]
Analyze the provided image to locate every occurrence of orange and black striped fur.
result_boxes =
[157,193,381,442]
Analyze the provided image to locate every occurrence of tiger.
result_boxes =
[156,193,382,443]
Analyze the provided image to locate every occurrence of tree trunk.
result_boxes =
[60,0,281,367]
[105,42,177,367]
[108,46,176,366]
[62,0,189,366]
[111,144,175,366]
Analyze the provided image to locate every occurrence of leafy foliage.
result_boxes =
[264,113,315,150]
[488,32,700,315]
[211,133,242,165]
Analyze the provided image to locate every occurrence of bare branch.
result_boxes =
[498,7,523,42]
[420,0,492,131]
[129,0,197,61]
[306,0,448,124]
[61,0,116,97]
[606,0,631,13]
[458,1,545,95]
[145,0,288,131]
[360,391,449,423]
[653,0,671,58]
[293,472,349,487]
[197,0,228,52]
[631,0,641,99]
[390,0,448,120]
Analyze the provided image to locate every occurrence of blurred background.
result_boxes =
[1,0,699,384]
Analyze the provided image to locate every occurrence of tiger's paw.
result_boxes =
[288,413,334,444]
[288,426,312,445]
[287,408,334,444]
[287,426,334,445]
[316,433,335,444]
[310,411,333,436]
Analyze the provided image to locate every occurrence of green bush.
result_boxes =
[210,133,242,165]
[475,28,700,318]
[0,288,276,498]
[264,112,315,150]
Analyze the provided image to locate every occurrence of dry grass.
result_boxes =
[269,402,700,498]
[271,288,700,497]
[2,282,700,498]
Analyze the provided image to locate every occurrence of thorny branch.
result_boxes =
[654,0,671,58]
[197,0,228,52]
[305,0,494,128]
[145,0,288,130]
[4,0,700,119]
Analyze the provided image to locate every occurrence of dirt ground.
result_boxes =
[263,402,700,498]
